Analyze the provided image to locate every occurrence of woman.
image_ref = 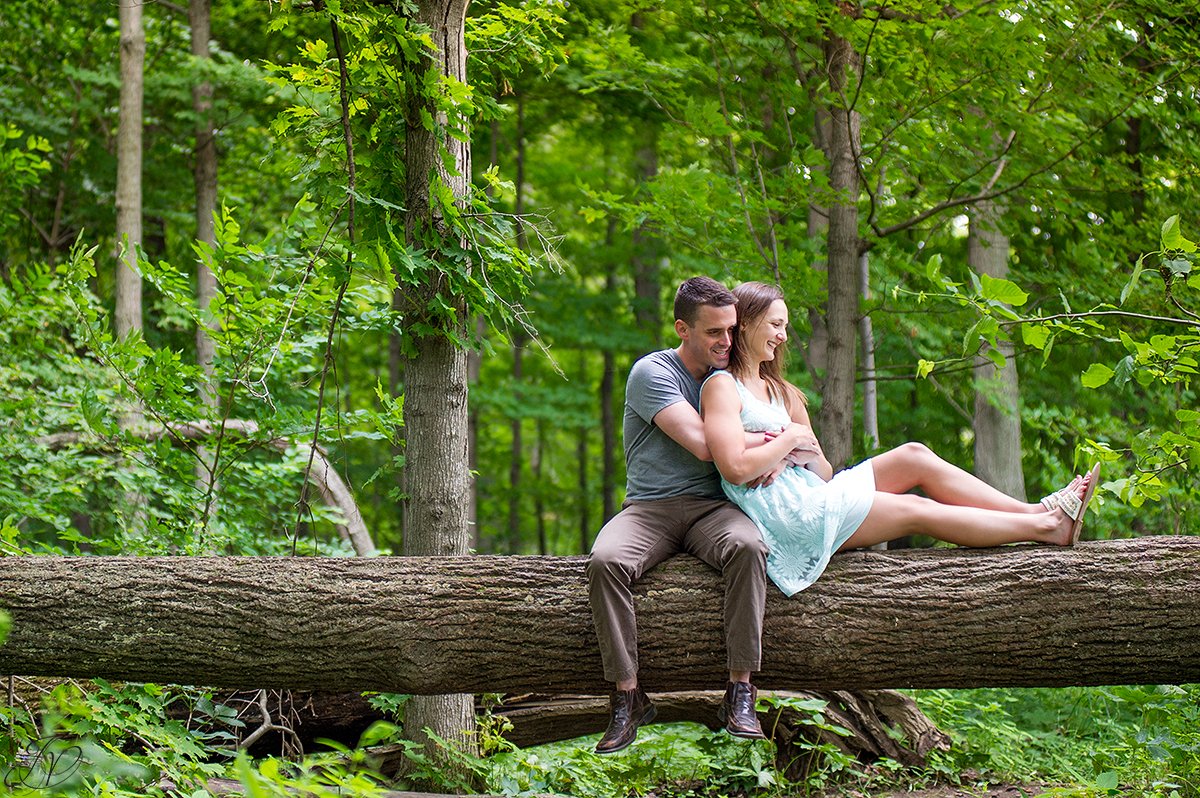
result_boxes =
[700,281,1099,597]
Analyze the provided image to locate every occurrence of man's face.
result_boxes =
[677,303,737,373]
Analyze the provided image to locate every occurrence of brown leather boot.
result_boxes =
[717,681,765,739]
[594,686,657,754]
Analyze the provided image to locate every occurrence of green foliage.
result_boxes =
[907,215,1199,518]
[0,680,237,796]
[485,722,778,797]
[916,686,1200,798]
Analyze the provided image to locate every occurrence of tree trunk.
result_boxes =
[507,96,528,554]
[599,223,619,531]
[400,335,474,757]
[804,108,831,384]
[469,117,502,550]
[970,200,1026,500]
[533,418,547,555]
[398,0,476,771]
[191,0,218,395]
[467,316,485,551]
[631,133,663,353]
[817,31,862,471]
[576,357,590,557]
[190,0,221,513]
[2,538,1197,693]
[508,337,524,552]
[115,0,145,341]
[858,250,879,451]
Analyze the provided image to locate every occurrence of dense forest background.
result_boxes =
[1,0,1199,795]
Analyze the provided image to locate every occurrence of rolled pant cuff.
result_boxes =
[605,667,640,684]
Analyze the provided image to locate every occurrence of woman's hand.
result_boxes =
[781,422,820,454]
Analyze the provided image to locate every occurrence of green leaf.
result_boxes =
[979,273,1029,306]
[1113,355,1135,387]
[1096,772,1119,791]
[1150,335,1177,357]
[962,319,981,356]
[1121,255,1145,305]
[1081,363,1115,388]
[917,359,935,379]
[925,253,943,281]
[1022,323,1050,350]
[1164,258,1192,276]
[1161,215,1197,253]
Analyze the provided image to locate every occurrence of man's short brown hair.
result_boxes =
[674,276,736,326]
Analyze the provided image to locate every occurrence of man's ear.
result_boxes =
[674,318,689,340]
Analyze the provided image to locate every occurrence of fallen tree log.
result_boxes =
[0,537,1197,693]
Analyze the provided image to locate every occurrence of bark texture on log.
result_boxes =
[0,538,1197,693]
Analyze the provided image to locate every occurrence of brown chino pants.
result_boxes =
[586,495,768,683]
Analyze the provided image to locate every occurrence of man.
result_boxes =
[587,276,772,754]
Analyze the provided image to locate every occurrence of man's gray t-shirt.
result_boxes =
[624,349,723,501]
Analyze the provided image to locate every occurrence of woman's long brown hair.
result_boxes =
[729,282,806,414]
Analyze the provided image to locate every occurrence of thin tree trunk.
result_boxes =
[858,250,878,451]
[3,538,1198,692]
[631,133,663,352]
[577,394,590,557]
[397,0,476,771]
[599,220,619,531]
[805,109,831,382]
[191,0,217,394]
[468,118,501,550]
[508,339,524,551]
[115,0,145,340]
[190,0,220,514]
[817,31,862,471]
[507,95,529,554]
[467,316,485,551]
[115,0,147,532]
[534,417,547,555]
[970,199,1026,500]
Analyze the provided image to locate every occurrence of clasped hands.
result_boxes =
[744,424,823,488]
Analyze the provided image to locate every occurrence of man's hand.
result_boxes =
[745,460,786,489]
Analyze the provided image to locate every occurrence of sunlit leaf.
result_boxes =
[979,273,1029,306]
[1081,363,1115,388]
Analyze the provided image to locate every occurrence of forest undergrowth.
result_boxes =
[1,676,1198,798]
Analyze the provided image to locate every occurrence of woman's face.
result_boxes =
[742,298,789,363]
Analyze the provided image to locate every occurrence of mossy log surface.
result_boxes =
[0,537,1196,693]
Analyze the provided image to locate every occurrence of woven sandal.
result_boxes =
[1041,464,1101,544]
[1040,474,1081,513]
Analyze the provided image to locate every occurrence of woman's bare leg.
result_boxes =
[870,442,1074,514]
[838,492,1074,552]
